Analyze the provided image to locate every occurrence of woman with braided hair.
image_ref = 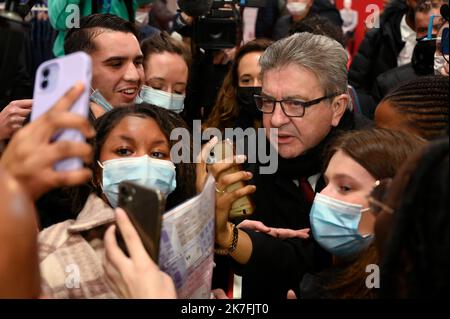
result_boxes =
[374,75,449,140]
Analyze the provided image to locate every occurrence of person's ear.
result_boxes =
[331,93,349,127]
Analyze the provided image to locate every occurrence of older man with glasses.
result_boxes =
[212,32,371,299]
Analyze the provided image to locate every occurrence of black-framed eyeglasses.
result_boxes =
[253,93,337,118]
[367,179,394,215]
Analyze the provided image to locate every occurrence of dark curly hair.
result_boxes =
[64,14,139,55]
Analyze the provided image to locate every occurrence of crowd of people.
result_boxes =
[0,0,448,300]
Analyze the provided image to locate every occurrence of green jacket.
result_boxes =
[49,0,137,57]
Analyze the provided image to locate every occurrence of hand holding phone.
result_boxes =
[208,139,254,219]
[31,51,92,171]
[103,208,177,299]
[0,84,95,200]
[117,181,164,262]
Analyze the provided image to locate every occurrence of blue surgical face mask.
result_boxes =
[136,85,185,113]
[90,89,114,112]
[98,155,177,208]
[310,193,373,257]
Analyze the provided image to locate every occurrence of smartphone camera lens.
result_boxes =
[41,80,49,89]
[120,186,135,202]
[43,68,50,77]
[206,150,216,164]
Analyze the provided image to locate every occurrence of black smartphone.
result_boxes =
[116,181,165,262]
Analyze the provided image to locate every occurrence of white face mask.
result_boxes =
[286,2,308,16]
[136,86,185,113]
[434,53,449,75]
[136,11,149,25]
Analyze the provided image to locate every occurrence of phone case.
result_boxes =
[211,140,255,219]
[117,181,164,262]
[31,51,92,171]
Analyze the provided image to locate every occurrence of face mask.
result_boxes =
[99,155,177,208]
[90,89,114,112]
[135,11,149,25]
[236,86,262,120]
[434,53,449,75]
[136,86,185,113]
[286,2,308,16]
[310,193,374,257]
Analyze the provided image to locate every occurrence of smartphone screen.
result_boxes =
[117,181,164,262]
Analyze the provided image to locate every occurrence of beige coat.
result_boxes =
[38,195,118,299]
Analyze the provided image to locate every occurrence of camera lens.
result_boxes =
[41,80,49,89]
[43,68,50,77]
[120,185,135,202]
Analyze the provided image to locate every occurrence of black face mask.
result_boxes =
[236,86,262,120]
[412,39,437,75]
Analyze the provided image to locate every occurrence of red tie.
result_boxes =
[299,177,316,205]
[226,271,234,299]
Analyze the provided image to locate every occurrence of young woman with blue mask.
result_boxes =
[231,128,425,298]
[92,103,196,210]
[38,104,196,298]
[138,32,190,114]
[301,128,424,299]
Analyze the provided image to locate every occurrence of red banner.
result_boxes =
[335,0,386,56]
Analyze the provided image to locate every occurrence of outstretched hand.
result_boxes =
[238,220,310,240]
[103,208,177,299]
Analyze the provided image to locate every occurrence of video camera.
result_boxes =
[187,0,266,49]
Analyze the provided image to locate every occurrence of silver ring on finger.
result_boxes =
[215,183,226,194]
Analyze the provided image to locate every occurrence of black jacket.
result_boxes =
[372,40,436,103]
[348,1,408,117]
[0,33,32,111]
[229,111,372,299]
[312,0,343,28]
[254,0,280,40]
[273,0,342,40]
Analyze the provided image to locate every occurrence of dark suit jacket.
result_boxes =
[227,111,372,299]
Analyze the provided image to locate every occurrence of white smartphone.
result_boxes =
[31,52,92,171]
